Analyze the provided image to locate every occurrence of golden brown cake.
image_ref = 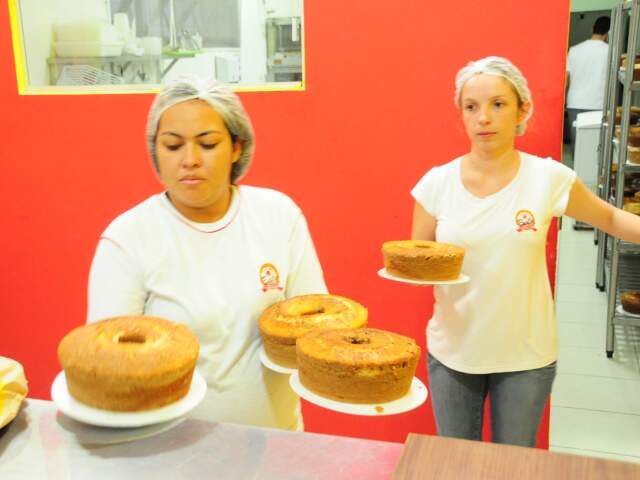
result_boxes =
[58,316,200,411]
[615,126,640,147]
[382,240,464,281]
[615,106,640,125]
[620,54,640,80]
[259,294,367,368]
[623,202,640,215]
[621,291,640,314]
[296,328,421,404]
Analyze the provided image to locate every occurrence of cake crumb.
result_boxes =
[375,406,384,413]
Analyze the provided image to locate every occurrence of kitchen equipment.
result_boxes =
[56,65,123,86]
[54,41,124,57]
[113,13,132,42]
[266,17,302,82]
[138,37,162,56]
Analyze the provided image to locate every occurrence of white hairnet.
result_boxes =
[146,75,255,182]
[454,56,534,135]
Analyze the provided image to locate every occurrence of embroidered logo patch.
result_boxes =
[515,209,537,232]
[259,263,283,292]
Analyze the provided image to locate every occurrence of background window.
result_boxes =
[11,0,304,93]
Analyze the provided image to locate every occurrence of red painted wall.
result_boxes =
[1,1,569,445]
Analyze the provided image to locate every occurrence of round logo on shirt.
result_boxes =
[259,263,283,292]
[515,210,537,232]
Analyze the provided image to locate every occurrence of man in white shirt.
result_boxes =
[565,16,610,160]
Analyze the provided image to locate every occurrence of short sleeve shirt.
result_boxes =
[411,153,576,373]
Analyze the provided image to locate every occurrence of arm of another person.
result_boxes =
[411,202,437,241]
[565,178,640,243]
[285,214,328,297]
[86,238,147,322]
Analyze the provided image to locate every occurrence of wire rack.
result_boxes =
[56,65,123,86]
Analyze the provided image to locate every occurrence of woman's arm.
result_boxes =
[565,177,640,243]
[411,202,437,241]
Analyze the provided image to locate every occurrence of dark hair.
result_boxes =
[593,16,610,35]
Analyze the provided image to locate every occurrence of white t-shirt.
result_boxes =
[411,153,576,374]
[566,39,609,110]
[87,185,327,429]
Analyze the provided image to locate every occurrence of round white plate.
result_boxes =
[289,373,428,416]
[616,305,640,318]
[377,268,470,286]
[55,413,186,445]
[259,346,297,375]
[51,370,207,428]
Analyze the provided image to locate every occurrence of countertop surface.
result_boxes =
[0,399,403,479]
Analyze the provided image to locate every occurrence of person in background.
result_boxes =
[87,75,327,430]
[411,56,640,447]
[565,16,610,163]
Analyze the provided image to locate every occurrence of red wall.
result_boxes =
[0,1,570,445]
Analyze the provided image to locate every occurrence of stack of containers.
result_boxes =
[53,20,123,57]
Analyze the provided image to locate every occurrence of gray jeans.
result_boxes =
[427,352,556,447]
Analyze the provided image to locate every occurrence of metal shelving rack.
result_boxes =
[595,5,622,291]
[595,0,640,358]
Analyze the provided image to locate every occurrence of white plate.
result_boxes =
[55,413,186,445]
[616,305,640,318]
[289,373,428,416]
[377,268,470,286]
[51,370,207,428]
[259,345,297,375]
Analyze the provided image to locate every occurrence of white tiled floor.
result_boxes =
[550,220,640,463]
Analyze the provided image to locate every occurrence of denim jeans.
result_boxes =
[427,352,557,447]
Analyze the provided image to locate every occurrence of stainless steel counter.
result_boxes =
[0,399,403,479]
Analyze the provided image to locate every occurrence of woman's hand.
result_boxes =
[411,202,437,241]
[565,177,640,244]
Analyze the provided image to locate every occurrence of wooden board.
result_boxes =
[394,433,640,479]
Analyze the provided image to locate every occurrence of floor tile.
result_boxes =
[551,373,640,415]
[556,250,598,271]
[554,284,607,305]
[556,301,606,325]
[549,407,640,457]
[550,446,640,464]
[557,231,597,250]
[557,345,640,379]
[548,212,640,461]
[555,263,597,286]
[557,321,606,349]
[555,263,598,289]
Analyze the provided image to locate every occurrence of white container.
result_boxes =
[54,41,124,58]
[573,110,602,193]
[137,37,162,56]
[54,21,119,43]
[113,13,131,42]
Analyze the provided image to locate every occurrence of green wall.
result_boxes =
[571,0,618,12]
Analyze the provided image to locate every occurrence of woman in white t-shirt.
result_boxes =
[411,56,640,447]
[87,76,327,430]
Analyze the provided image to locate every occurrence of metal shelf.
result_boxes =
[605,256,640,329]
[605,236,640,255]
[619,240,640,254]
[611,138,640,171]
[596,1,640,358]
[617,68,640,90]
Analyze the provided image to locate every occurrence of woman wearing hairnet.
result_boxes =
[87,76,326,430]
[411,56,640,446]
